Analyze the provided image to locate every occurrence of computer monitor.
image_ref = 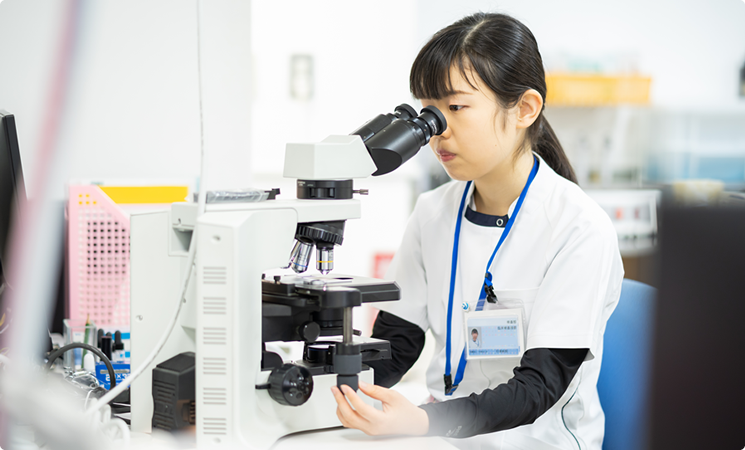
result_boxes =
[0,112,67,349]
[0,110,26,290]
[647,205,745,449]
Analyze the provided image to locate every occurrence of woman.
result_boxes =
[332,12,623,450]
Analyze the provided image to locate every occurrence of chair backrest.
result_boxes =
[597,278,656,450]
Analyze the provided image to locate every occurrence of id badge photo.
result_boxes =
[464,308,524,360]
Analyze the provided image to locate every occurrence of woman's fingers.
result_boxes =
[357,380,391,402]
[340,384,383,421]
[331,386,351,426]
[331,384,387,435]
[331,383,429,437]
[331,386,371,430]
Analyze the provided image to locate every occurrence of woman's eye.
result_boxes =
[449,105,464,112]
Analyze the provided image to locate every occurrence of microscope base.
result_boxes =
[235,368,375,449]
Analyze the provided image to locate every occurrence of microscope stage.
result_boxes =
[262,274,400,305]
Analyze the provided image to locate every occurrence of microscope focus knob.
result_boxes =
[268,364,314,406]
[298,321,321,343]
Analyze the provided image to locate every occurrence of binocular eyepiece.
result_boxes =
[351,103,447,176]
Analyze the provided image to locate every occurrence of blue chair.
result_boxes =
[597,279,656,450]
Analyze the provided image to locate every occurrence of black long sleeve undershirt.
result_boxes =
[366,310,426,388]
[368,311,588,438]
[420,347,588,438]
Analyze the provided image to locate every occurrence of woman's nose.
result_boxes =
[438,124,451,139]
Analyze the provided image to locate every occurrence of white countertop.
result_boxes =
[273,427,455,450]
[130,427,455,450]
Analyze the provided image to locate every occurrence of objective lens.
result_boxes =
[317,246,334,275]
[289,239,313,273]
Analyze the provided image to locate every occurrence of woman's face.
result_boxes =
[420,66,522,182]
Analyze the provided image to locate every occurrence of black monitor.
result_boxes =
[0,110,26,290]
[0,112,66,349]
[647,205,745,449]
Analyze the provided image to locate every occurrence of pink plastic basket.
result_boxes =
[68,186,130,327]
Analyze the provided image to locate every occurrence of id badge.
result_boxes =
[464,309,524,360]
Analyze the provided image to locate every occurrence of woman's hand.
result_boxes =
[330,380,430,436]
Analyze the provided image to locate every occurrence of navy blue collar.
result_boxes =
[465,206,508,228]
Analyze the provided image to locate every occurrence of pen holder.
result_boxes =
[63,318,97,369]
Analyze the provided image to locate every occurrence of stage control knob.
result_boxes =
[268,364,314,406]
[298,321,321,342]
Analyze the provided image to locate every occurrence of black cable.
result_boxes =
[45,342,117,389]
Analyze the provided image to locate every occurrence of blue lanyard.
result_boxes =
[444,155,539,395]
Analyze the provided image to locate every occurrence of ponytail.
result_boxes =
[530,115,577,183]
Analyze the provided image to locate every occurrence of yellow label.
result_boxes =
[99,186,188,204]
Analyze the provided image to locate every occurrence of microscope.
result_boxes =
[129,104,446,448]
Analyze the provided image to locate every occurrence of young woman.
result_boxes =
[331,12,624,450]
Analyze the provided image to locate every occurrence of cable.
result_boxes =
[89,403,130,447]
[44,342,116,389]
[85,388,94,409]
[101,418,130,447]
[196,0,206,164]
[86,0,209,415]
[86,232,197,414]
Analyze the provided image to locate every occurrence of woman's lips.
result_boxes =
[437,149,456,162]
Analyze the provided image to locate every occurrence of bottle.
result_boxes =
[83,352,95,373]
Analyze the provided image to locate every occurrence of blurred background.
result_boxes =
[0,1,744,448]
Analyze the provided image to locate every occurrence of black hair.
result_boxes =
[410,12,577,183]
[471,329,478,335]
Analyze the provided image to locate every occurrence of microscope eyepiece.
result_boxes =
[418,105,447,136]
[352,104,448,176]
[393,103,417,120]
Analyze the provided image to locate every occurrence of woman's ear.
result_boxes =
[516,89,543,129]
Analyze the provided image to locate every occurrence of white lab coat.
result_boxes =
[377,154,624,450]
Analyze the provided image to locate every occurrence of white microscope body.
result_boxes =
[129,105,446,448]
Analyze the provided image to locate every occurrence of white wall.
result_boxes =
[0,0,253,197]
[249,0,419,176]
